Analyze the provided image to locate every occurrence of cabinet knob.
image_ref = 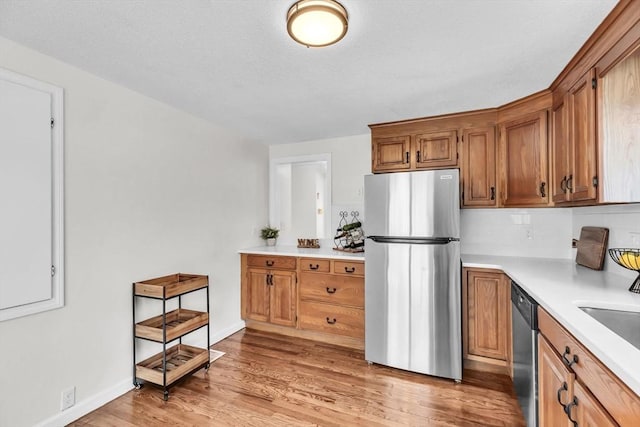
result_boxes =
[266,260,274,267]
[405,151,409,164]
[560,176,567,193]
[490,187,495,201]
[309,264,319,270]
[566,175,573,193]
[540,182,546,198]
[326,317,337,324]
[326,287,337,294]
[344,266,356,273]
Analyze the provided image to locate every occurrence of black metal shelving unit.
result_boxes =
[132,273,210,400]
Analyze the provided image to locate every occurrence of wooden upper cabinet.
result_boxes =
[414,130,458,169]
[461,127,496,207]
[371,135,411,172]
[499,110,549,207]
[551,93,570,203]
[568,69,597,202]
[551,69,598,205]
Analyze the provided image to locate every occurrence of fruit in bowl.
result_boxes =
[619,251,640,269]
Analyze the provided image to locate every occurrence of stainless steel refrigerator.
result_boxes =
[364,169,461,381]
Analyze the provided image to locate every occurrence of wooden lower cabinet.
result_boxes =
[246,267,296,327]
[538,335,616,427]
[538,335,576,426]
[462,268,511,373]
[538,306,639,426]
[241,254,364,349]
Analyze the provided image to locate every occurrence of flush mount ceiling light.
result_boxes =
[287,0,348,47]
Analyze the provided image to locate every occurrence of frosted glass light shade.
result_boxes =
[287,0,348,47]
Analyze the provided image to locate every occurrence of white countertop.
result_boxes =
[463,254,640,396]
[239,245,365,261]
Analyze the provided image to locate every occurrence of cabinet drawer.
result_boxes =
[538,307,640,426]
[334,260,364,276]
[246,255,296,270]
[299,272,364,307]
[300,258,331,273]
[299,301,364,338]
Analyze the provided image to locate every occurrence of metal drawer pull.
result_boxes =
[344,266,356,273]
[326,287,337,294]
[326,317,337,324]
[562,346,579,367]
[266,260,274,267]
[490,186,495,200]
[309,264,319,270]
[564,397,578,427]
[557,381,568,407]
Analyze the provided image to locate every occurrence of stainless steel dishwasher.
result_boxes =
[511,281,538,427]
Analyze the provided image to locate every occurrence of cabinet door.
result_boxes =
[551,94,570,203]
[465,270,509,360]
[372,135,411,172]
[246,268,270,322]
[415,130,458,169]
[269,270,297,327]
[499,110,549,206]
[570,380,617,427]
[538,336,573,427]
[461,127,496,207]
[568,69,597,202]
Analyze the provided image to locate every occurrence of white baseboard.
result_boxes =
[35,377,133,427]
[211,320,245,344]
[33,321,246,426]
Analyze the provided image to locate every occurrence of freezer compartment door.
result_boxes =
[365,240,461,380]
[364,169,460,238]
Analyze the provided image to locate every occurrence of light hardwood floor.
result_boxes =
[73,329,525,426]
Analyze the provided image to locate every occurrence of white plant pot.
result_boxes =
[265,238,277,247]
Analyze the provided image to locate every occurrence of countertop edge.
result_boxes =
[239,245,365,261]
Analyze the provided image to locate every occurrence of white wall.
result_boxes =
[270,134,371,240]
[0,37,268,427]
[461,208,574,259]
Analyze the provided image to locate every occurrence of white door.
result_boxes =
[0,78,53,309]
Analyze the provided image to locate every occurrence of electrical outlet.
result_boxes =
[61,386,75,411]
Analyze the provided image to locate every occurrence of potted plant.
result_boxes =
[260,226,280,246]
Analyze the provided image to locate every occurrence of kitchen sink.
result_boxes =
[579,307,640,351]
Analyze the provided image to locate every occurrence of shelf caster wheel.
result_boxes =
[134,382,142,390]
[163,391,169,401]
[454,379,462,384]
[205,362,211,371]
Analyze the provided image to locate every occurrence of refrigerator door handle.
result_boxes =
[367,236,459,245]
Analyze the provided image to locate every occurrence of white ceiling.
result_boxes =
[0,0,618,145]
